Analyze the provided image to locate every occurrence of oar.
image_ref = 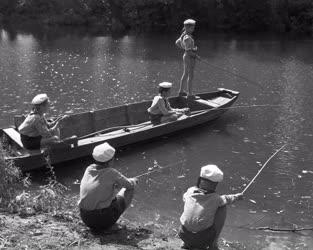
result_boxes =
[133,160,185,179]
[79,122,151,139]
[79,109,208,140]
[242,144,287,194]
[195,55,265,90]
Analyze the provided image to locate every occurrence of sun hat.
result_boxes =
[31,94,49,105]
[184,19,196,26]
[159,82,172,88]
[92,142,116,162]
[200,164,224,182]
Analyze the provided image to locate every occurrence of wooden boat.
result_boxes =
[0,88,239,171]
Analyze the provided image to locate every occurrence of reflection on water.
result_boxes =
[1,27,313,248]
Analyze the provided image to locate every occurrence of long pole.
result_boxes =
[134,160,185,178]
[242,144,287,194]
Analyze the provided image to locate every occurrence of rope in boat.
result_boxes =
[196,55,265,90]
[242,144,287,194]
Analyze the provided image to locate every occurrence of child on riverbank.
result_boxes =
[179,164,243,250]
[147,82,189,125]
[18,94,67,150]
[176,19,198,99]
[78,142,138,231]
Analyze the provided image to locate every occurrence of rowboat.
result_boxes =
[0,88,239,171]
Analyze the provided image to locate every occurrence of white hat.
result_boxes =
[31,93,49,105]
[159,82,172,88]
[92,142,116,162]
[184,19,196,25]
[200,164,223,182]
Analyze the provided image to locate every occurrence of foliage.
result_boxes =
[0,140,27,208]
[288,0,313,34]
[0,139,74,217]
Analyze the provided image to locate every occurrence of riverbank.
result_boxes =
[0,209,247,250]
[1,0,313,34]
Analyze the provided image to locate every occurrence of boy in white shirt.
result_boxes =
[179,164,243,249]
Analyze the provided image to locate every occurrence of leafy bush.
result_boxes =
[0,141,26,208]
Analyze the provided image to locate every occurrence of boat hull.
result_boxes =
[1,89,239,171]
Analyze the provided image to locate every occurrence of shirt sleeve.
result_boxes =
[157,97,171,115]
[33,115,53,137]
[111,169,135,189]
[219,194,241,206]
[183,35,195,51]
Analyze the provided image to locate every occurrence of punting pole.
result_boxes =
[134,160,185,179]
[242,144,287,194]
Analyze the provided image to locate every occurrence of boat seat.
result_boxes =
[3,128,24,148]
[195,97,230,108]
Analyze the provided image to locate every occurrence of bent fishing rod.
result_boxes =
[242,144,287,194]
[195,54,264,90]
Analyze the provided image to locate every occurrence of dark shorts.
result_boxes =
[149,113,163,125]
[20,134,42,150]
[178,225,216,249]
[80,196,126,231]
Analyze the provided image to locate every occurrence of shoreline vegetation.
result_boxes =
[0,0,313,35]
[0,141,247,249]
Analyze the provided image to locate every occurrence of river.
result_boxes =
[1,27,313,249]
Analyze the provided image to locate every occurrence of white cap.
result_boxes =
[159,82,172,88]
[31,94,49,105]
[184,19,196,25]
[92,142,116,162]
[200,164,223,182]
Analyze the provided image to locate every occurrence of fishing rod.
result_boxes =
[133,160,185,179]
[195,55,265,90]
[242,144,287,194]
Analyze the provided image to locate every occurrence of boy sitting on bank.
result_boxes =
[179,164,243,250]
[78,142,138,231]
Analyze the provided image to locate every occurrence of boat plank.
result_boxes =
[3,128,24,148]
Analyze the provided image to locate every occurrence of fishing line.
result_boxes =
[133,160,185,179]
[196,55,265,90]
[242,144,287,194]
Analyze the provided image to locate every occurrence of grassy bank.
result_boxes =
[0,141,247,249]
[0,0,313,34]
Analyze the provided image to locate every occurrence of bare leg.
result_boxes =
[187,58,196,96]
[117,187,134,209]
[209,206,227,249]
[179,53,190,95]
[161,113,180,123]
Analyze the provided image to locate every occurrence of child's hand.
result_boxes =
[236,193,244,200]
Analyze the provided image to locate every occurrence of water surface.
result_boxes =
[1,28,313,249]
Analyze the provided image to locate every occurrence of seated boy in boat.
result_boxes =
[78,142,138,231]
[147,82,189,125]
[18,93,68,150]
[179,164,243,250]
